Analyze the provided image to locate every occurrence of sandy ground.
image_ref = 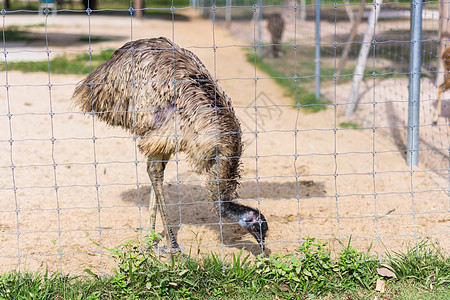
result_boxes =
[0,10,449,275]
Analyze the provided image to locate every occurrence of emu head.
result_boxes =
[239,209,269,250]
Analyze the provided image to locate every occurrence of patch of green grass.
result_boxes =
[245,43,402,113]
[77,36,111,43]
[339,121,360,129]
[386,239,450,288]
[0,237,448,299]
[19,23,46,29]
[1,26,41,43]
[1,50,115,74]
[246,52,330,112]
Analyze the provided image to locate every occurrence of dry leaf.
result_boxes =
[377,267,397,279]
[375,279,385,293]
[357,291,364,297]
[264,285,270,290]
[279,284,289,292]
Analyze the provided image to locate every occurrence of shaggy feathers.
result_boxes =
[72,37,242,176]
[72,37,268,249]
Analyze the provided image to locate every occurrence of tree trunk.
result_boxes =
[345,0,383,117]
[83,0,97,10]
[283,0,299,25]
[343,0,355,26]
[299,0,306,23]
[135,0,142,18]
[336,0,367,80]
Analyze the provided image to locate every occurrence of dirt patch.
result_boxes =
[0,10,448,275]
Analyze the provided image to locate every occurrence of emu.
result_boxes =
[72,37,268,252]
[267,13,285,58]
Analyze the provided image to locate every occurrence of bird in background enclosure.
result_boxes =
[267,13,285,58]
[436,46,450,123]
[71,37,268,253]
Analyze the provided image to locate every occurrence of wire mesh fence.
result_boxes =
[0,0,448,276]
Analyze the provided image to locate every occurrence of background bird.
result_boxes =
[71,37,268,252]
[267,13,285,58]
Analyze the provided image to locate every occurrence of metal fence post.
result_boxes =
[315,0,321,99]
[407,0,423,166]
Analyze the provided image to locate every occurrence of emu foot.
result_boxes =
[148,240,184,257]
[150,244,179,256]
[432,114,440,125]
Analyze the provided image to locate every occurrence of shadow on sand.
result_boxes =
[121,175,325,255]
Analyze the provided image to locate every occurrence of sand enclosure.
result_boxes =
[0,10,449,275]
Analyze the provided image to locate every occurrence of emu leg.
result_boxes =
[147,154,180,251]
[148,184,157,231]
[438,84,444,117]
[435,84,445,124]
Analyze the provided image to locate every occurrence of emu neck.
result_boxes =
[206,155,249,223]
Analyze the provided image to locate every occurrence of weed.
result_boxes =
[385,239,450,289]
[0,238,448,299]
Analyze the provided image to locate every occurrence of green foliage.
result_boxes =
[252,238,379,296]
[0,237,448,299]
[339,121,360,129]
[337,240,378,289]
[0,50,115,75]
[386,239,450,288]
[1,26,41,43]
[0,269,100,300]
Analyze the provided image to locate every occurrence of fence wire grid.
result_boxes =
[0,0,449,275]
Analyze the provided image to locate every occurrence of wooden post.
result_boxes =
[135,0,142,19]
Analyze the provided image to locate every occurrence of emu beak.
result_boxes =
[253,234,265,251]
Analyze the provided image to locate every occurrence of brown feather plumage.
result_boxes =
[72,37,267,250]
[72,37,242,177]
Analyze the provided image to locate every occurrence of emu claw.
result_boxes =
[150,243,186,258]
[150,243,170,256]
